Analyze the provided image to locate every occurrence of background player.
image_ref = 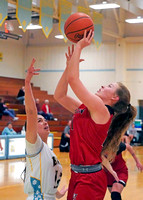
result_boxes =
[105,142,143,200]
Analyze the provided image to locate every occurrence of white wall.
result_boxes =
[1,34,143,108]
[25,43,116,97]
[126,43,143,105]
[0,39,25,78]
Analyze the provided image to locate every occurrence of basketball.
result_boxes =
[64,12,94,43]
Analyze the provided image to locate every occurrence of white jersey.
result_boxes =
[24,135,62,200]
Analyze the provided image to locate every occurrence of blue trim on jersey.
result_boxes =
[30,177,43,200]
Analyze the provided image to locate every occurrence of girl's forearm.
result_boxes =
[131,151,139,164]
[102,156,114,175]
[68,44,82,80]
[54,67,68,100]
[127,144,139,164]
[25,81,37,116]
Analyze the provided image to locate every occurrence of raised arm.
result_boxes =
[25,58,40,144]
[67,30,110,123]
[54,45,81,113]
[126,143,143,171]
[101,155,119,182]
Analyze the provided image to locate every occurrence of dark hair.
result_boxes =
[7,122,12,126]
[101,82,137,160]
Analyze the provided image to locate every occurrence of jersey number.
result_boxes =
[54,170,62,188]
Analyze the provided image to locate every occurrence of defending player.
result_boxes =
[24,59,67,200]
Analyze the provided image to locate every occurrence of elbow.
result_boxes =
[54,92,65,104]
[54,88,61,102]
[54,93,59,102]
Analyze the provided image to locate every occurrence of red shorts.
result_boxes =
[106,166,128,187]
[67,169,107,200]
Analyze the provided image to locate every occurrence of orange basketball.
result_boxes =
[64,12,94,43]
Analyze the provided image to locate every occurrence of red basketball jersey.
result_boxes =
[70,104,113,165]
[106,153,128,186]
[109,152,127,173]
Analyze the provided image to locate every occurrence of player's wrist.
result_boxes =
[76,43,82,50]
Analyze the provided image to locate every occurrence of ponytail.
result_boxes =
[101,83,137,161]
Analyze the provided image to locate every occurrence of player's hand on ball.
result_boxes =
[65,45,84,67]
[77,29,94,49]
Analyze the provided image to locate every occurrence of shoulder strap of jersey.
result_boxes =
[105,105,114,115]
[25,142,44,158]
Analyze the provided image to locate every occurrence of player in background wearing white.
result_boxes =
[24,58,67,200]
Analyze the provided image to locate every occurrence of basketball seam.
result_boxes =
[66,24,94,36]
[67,36,78,42]
[65,16,91,32]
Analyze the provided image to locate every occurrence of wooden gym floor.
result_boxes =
[0,146,142,200]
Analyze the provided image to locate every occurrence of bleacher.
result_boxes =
[0,76,72,147]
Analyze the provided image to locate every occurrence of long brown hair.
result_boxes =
[101,82,137,160]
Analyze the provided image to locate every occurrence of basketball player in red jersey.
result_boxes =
[54,30,136,200]
[105,142,143,200]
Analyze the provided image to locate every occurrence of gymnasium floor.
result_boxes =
[0,146,142,200]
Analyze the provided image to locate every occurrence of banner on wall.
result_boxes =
[0,53,3,61]
[0,0,8,26]
[92,12,103,48]
[16,0,32,32]
[77,6,90,16]
[59,0,72,42]
[40,0,54,38]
